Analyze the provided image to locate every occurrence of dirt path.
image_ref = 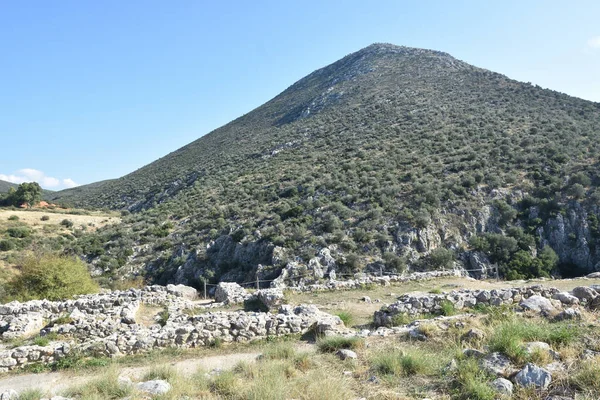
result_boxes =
[0,351,262,396]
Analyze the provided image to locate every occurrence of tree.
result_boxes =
[14,182,42,208]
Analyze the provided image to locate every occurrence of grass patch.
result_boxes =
[64,368,133,399]
[16,389,43,400]
[157,308,170,327]
[439,299,457,316]
[317,336,364,353]
[570,358,600,393]
[334,310,354,327]
[452,357,496,400]
[371,347,441,377]
[261,342,296,360]
[142,364,178,383]
[486,316,581,364]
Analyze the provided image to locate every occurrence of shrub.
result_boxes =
[4,254,99,302]
[7,226,31,238]
[60,219,74,228]
[41,215,50,221]
[0,239,15,251]
[8,215,19,221]
[157,309,170,326]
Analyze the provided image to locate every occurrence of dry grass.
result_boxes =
[135,304,166,327]
[0,209,119,234]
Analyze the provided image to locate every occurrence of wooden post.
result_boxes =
[203,280,207,300]
[380,265,383,277]
[256,276,260,290]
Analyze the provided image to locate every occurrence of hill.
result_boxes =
[0,180,17,193]
[50,43,600,286]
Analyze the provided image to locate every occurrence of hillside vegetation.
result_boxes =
[0,180,17,194]
[47,43,600,287]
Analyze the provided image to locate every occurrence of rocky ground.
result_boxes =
[2,273,600,399]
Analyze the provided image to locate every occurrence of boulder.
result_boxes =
[255,288,285,310]
[553,308,581,322]
[586,272,600,278]
[336,349,357,360]
[461,328,485,342]
[523,342,551,355]
[120,303,139,325]
[490,378,513,396]
[571,286,597,302]
[519,295,555,313]
[480,352,516,377]
[0,390,18,400]
[137,379,172,395]
[514,363,552,389]
[214,282,249,304]
[166,284,198,300]
[551,292,579,305]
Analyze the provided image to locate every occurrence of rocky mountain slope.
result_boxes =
[49,43,600,286]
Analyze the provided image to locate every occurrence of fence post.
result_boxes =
[203,280,207,300]
[256,276,260,290]
[495,264,500,281]
[380,265,383,277]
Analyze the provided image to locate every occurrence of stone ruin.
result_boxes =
[0,284,346,372]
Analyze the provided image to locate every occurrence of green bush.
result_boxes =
[0,239,15,251]
[41,215,50,221]
[7,226,31,238]
[60,219,74,228]
[8,215,19,221]
[3,254,99,302]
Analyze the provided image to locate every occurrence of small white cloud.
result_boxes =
[587,36,600,49]
[62,178,79,188]
[0,169,80,190]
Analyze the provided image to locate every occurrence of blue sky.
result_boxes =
[1,0,599,190]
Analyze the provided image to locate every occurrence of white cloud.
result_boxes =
[62,178,79,188]
[0,169,80,190]
[587,36,600,49]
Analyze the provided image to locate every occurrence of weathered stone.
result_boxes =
[552,292,579,305]
[461,328,485,342]
[480,352,515,377]
[523,341,551,355]
[519,295,555,313]
[571,286,597,302]
[514,363,552,389]
[490,378,513,396]
[137,379,172,395]
[254,288,285,310]
[336,349,357,360]
[166,284,198,300]
[553,308,581,322]
[214,283,249,304]
[0,390,18,400]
